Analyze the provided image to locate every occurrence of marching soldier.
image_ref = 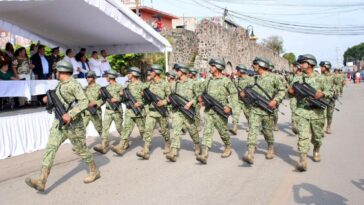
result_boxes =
[196,58,238,164]
[111,67,146,156]
[229,64,254,135]
[25,61,100,192]
[320,61,340,134]
[93,70,123,154]
[188,67,203,132]
[287,63,302,134]
[242,57,286,165]
[166,64,201,162]
[83,71,103,135]
[136,64,171,160]
[288,54,332,172]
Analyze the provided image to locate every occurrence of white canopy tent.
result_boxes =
[0,0,172,54]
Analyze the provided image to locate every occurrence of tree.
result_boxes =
[261,35,284,55]
[343,42,364,65]
[108,53,143,75]
[282,52,296,65]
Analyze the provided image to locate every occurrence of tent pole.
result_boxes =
[165,50,169,72]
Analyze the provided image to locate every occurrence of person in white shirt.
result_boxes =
[63,49,80,77]
[88,51,102,77]
[77,54,90,78]
[100,49,111,76]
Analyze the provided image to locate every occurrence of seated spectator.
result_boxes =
[77,54,89,78]
[12,47,34,80]
[100,49,111,76]
[0,52,18,80]
[88,51,102,77]
[63,49,80,78]
[31,45,51,79]
[75,48,86,62]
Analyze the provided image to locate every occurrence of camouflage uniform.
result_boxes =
[293,73,332,155]
[232,75,254,128]
[83,83,103,135]
[200,76,238,150]
[120,81,146,141]
[287,72,302,134]
[247,73,286,149]
[102,83,123,141]
[25,61,100,192]
[170,78,200,153]
[323,72,340,132]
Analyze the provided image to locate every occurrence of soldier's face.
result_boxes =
[176,70,183,78]
[252,63,259,71]
[127,73,133,80]
[209,66,217,74]
[87,77,95,84]
[300,62,309,73]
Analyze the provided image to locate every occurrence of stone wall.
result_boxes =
[162,19,289,73]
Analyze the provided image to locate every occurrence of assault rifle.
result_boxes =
[292,82,340,111]
[100,87,121,111]
[46,90,69,129]
[168,93,195,120]
[231,78,254,105]
[143,88,169,117]
[122,87,143,116]
[201,92,231,119]
[87,106,97,115]
[243,86,275,114]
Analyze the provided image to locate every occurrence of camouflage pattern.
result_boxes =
[119,80,146,140]
[273,74,288,128]
[292,72,333,154]
[200,76,238,148]
[101,83,123,142]
[42,78,93,168]
[83,83,103,135]
[288,72,302,132]
[324,72,341,127]
[170,78,200,149]
[232,76,254,124]
[143,79,171,143]
[247,73,287,147]
[191,79,204,130]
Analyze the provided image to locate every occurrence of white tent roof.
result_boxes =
[0,0,172,54]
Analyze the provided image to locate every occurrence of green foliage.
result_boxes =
[261,35,285,55]
[343,42,364,65]
[282,52,296,65]
[108,53,143,75]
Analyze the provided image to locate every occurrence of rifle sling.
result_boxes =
[253,76,273,100]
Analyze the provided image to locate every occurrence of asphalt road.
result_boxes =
[0,83,363,205]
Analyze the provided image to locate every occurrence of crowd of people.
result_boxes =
[23,54,346,192]
[0,42,112,81]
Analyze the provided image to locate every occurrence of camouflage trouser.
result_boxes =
[273,110,278,127]
[297,117,324,154]
[325,101,335,126]
[83,110,102,135]
[247,113,274,147]
[143,115,170,143]
[120,114,145,140]
[194,105,201,129]
[101,110,123,141]
[171,111,200,149]
[232,102,251,125]
[42,121,93,169]
[290,98,298,130]
[202,112,231,148]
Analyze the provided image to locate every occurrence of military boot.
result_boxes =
[274,124,279,131]
[325,125,332,134]
[242,146,255,164]
[163,140,171,154]
[229,121,238,135]
[221,145,232,158]
[93,139,109,154]
[194,143,201,156]
[166,148,178,162]
[136,142,150,160]
[84,161,101,183]
[265,144,275,159]
[111,140,129,156]
[196,147,209,164]
[25,166,49,192]
[313,146,321,162]
[296,153,308,172]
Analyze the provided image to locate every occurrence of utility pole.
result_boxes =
[336,47,340,69]
[222,8,228,27]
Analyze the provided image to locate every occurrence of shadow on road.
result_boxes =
[352,179,364,191]
[43,154,110,194]
[293,183,348,205]
[278,122,296,137]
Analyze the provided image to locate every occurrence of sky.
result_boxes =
[142,0,364,68]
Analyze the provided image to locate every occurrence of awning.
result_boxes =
[0,0,172,54]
